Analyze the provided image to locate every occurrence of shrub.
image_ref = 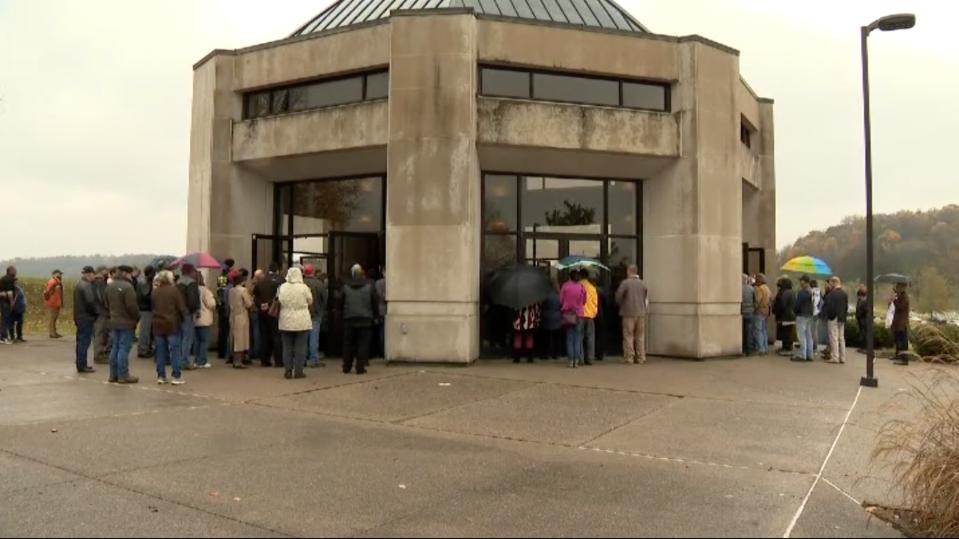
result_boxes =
[872,368,959,538]
[844,319,896,349]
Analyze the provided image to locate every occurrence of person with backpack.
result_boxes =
[43,270,64,339]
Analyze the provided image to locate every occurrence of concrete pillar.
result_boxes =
[384,13,480,363]
[644,41,743,358]
[188,52,273,270]
[757,100,777,274]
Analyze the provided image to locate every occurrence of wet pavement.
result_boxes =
[0,337,925,538]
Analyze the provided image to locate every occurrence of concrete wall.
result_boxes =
[234,23,390,90]
[384,13,481,364]
[477,98,679,157]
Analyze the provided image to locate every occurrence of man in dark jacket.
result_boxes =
[823,276,849,364]
[773,278,796,356]
[303,265,328,368]
[892,283,912,366]
[255,263,285,368]
[793,275,816,362]
[92,266,110,363]
[216,258,235,359]
[0,266,16,345]
[341,265,379,375]
[855,285,868,352]
[137,266,156,358]
[73,266,99,373]
[177,264,201,369]
[104,265,140,384]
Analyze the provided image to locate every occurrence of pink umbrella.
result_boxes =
[169,252,225,270]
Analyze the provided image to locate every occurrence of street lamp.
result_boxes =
[860,13,916,389]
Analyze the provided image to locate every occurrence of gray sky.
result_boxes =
[0,0,955,259]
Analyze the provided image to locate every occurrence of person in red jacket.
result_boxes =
[43,270,64,339]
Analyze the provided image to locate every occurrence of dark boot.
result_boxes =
[233,352,249,369]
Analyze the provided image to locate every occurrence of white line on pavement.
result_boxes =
[783,386,863,538]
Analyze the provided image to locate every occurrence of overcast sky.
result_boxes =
[0,0,955,260]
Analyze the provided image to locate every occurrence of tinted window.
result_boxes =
[608,181,637,235]
[521,176,604,234]
[301,77,364,110]
[533,73,618,107]
[271,89,289,115]
[248,91,271,118]
[484,175,518,231]
[366,72,389,100]
[623,82,667,111]
[481,69,530,99]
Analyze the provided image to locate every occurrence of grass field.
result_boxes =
[17,276,77,337]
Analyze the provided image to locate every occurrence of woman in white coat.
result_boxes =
[277,266,313,380]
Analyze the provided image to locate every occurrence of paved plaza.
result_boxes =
[0,339,924,538]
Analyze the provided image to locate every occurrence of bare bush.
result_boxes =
[873,367,959,537]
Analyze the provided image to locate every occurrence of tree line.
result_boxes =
[0,254,172,279]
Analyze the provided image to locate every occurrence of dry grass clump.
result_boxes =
[872,367,959,538]
[910,325,959,365]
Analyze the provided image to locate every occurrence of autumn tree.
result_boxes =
[917,267,951,317]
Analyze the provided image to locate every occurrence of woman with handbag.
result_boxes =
[277,267,314,380]
[559,270,587,369]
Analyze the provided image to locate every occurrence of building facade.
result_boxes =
[187,0,776,363]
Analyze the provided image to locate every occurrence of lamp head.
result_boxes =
[871,13,916,33]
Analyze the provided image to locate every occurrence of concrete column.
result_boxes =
[384,13,480,363]
[188,52,273,270]
[757,100,777,273]
[644,41,742,358]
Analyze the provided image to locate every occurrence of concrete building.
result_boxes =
[187,0,776,363]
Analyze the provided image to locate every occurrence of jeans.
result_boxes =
[195,326,211,366]
[796,316,815,360]
[580,317,596,362]
[565,318,584,365]
[75,319,94,371]
[308,316,323,366]
[752,314,769,354]
[742,316,753,354]
[109,328,135,380]
[0,302,12,341]
[12,311,23,340]
[249,314,260,360]
[180,317,196,368]
[281,330,309,376]
[155,333,182,381]
[137,311,153,355]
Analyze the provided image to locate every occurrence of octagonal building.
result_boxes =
[187,0,776,362]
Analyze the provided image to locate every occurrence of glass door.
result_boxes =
[326,232,383,357]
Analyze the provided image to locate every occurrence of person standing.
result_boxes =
[216,258,235,359]
[152,270,189,385]
[194,273,216,369]
[855,285,868,353]
[616,264,649,365]
[302,265,328,368]
[247,269,263,362]
[773,278,796,355]
[255,264,284,368]
[753,274,772,355]
[277,267,314,380]
[823,276,849,364]
[538,277,562,360]
[0,266,17,344]
[92,266,110,363]
[578,270,599,366]
[512,303,540,363]
[73,266,99,374]
[228,272,255,369]
[560,270,587,369]
[103,266,140,384]
[12,283,26,342]
[43,270,65,339]
[792,275,816,362]
[341,265,377,375]
[176,264,201,371]
[741,274,757,355]
[892,283,912,366]
[137,266,156,358]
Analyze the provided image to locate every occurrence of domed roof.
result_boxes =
[292,0,649,36]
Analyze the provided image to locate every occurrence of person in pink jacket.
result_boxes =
[559,270,587,368]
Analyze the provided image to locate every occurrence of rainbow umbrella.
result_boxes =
[780,256,832,276]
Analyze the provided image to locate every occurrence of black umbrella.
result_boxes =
[486,264,553,310]
[876,273,911,285]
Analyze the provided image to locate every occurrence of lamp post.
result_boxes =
[860,13,916,389]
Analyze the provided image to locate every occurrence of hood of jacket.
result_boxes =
[286,267,304,285]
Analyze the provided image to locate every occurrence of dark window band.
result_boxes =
[243,70,389,120]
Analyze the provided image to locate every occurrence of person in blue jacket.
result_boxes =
[12,283,26,342]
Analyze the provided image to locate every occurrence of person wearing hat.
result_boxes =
[302,264,328,368]
[92,266,111,363]
[103,265,140,384]
[176,264,202,371]
[73,266,100,374]
[43,270,65,339]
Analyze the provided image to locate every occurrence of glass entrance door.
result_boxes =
[326,232,383,357]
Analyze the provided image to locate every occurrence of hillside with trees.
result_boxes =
[778,205,959,314]
[0,254,173,278]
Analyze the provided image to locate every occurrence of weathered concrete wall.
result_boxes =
[385,13,481,364]
[737,78,760,131]
[233,23,390,91]
[477,19,678,80]
[757,100,777,274]
[644,41,743,358]
[739,144,761,189]
[477,98,679,157]
[232,101,388,161]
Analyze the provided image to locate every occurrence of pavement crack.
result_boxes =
[577,396,680,447]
